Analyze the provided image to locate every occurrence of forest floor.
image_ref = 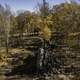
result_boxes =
[0,74,80,80]
[0,75,33,80]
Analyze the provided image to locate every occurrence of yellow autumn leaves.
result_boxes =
[34,15,52,41]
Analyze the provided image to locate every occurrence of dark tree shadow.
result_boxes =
[5,55,37,77]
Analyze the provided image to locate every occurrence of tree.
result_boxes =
[16,11,35,48]
[32,0,53,73]
[0,4,12,54]
[51,3,80,47]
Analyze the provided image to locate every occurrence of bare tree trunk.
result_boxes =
[5,34,9,54]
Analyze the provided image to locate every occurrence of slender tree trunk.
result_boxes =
[5,33,9,54]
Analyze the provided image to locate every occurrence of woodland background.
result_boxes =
[0,0,80,80]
